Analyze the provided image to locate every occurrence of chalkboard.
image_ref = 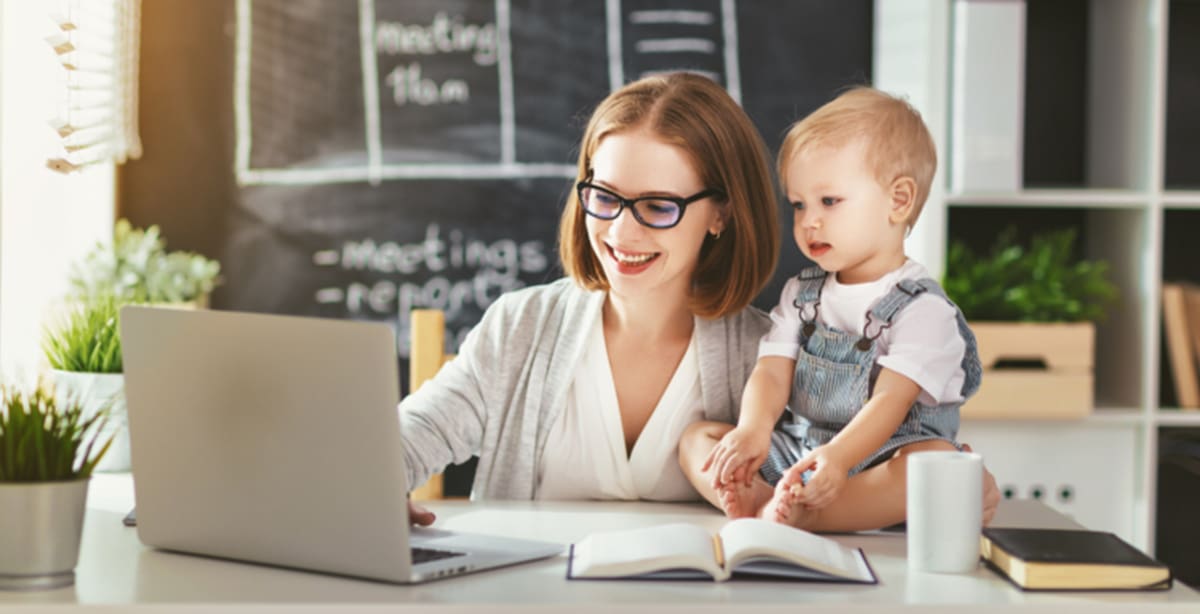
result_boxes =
[120,0,874,385]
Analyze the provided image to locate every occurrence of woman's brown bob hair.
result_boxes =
[558,73,779,318]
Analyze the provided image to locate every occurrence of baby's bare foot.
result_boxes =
[719,478,775,519]
[760,484,814,528]
[718,482,752,518]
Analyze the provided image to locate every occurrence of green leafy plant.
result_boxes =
[943,227,1118,322]
[42,295,123,373]
[0,382,113,481]
[69,219,221,304]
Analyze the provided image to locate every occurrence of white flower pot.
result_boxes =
[0,479,89,590]
[50,370,128,472]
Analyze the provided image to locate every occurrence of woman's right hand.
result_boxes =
[409,500,436,526]
[703,426,771,488]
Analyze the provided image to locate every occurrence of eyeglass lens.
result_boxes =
[579,185,681,228]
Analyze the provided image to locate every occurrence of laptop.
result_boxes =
[119,305,563,584]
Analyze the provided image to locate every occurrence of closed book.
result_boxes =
[981,527,1172,591]
[567,519,877,583]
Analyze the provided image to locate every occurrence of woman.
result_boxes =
[402,72,778,508]
[401,72,999,528]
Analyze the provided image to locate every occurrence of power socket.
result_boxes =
[1000,483,1076,504]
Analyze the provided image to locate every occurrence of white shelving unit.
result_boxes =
[878,0,1198,553]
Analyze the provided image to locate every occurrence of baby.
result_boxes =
[680,87,982,528]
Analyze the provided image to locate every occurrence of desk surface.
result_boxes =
[2,474,1196,613]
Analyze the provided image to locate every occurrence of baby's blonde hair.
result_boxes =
[778,87,936,229]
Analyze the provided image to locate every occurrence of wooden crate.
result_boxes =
[962,322,1094,420]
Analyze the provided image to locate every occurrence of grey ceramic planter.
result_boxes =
[0,479,89,590]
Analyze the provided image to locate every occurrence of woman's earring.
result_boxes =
[711,229,722,240]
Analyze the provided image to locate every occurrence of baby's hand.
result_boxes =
[703,426,771,488]
[779,448,848,510]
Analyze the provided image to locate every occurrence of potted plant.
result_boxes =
[68,218,221,307]
[42,220,221,472]
[0,380,112,590]
[943,228,1118,419]
[42,295,128,471]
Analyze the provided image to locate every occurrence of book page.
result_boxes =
[570,523,724,580]
[719,518,874,582]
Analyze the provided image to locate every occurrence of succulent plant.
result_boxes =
[68,219,220,304]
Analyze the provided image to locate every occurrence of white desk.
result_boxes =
[2,474,1196,613]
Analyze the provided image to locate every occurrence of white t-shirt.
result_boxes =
[758,260,968,406]
[536,312,704,501]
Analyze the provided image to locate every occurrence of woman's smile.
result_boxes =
[606,243,660,273]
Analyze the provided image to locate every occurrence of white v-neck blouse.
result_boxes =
[536,313,704,501]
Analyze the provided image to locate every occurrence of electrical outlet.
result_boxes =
[996,482,1077,504]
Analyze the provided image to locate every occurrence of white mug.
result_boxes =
[906,450,983,573]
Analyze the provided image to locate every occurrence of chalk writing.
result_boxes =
[375,12,497,108]
[312,223,551,356]
[383,62,470,106]
[375,13,498,66]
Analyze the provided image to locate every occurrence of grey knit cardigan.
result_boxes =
[399,277,770,499]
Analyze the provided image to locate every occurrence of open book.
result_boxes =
[567,518,877,583]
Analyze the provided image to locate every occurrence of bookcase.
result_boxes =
[878,0,1200,554]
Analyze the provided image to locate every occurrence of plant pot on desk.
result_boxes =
[0,479,88,590]
[963,322,1095,420]
[50,371,127,472]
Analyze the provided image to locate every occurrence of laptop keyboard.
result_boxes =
[412,546,466,564]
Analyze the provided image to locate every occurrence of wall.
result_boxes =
[119,0,876,394]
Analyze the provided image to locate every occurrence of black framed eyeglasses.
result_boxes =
[576,182,723,229]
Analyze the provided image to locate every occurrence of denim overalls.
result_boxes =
[759,266,983,485]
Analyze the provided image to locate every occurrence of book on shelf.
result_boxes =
[1162,283,1200,409]
[566,518,877,583]
[1181,284,1200,400]
[980,527,1172,591]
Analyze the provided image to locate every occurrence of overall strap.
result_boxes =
[791,266,828,305]
[858,278,942,348]
[792,266,828,342]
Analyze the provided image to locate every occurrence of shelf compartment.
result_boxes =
[1018,0,1160,190]
[947,0,1159,190]
[1165,0,1200,189]
[1157,210,1200,411]
[948,206,1148,410]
